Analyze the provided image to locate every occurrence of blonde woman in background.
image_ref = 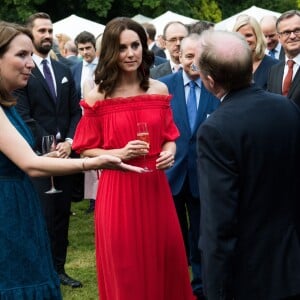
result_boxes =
[233,15,279,90]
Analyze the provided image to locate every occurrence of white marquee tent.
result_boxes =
[131,14,153,24]
[53,14,105,40]
[215,5,281,31]
[150,11,198,36]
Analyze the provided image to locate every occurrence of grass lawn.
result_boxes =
[61,200,98,300]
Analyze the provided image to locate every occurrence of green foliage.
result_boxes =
[1,0,300,30]
[218,0,298,19]
[86,0,113,18]
[0,0,45,22]
[189,0,222,22]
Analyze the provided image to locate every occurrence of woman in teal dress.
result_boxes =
[0,21,143,299]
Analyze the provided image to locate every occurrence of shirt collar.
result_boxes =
[285,53,300,65]
[182,70,201,88]
[83,57,99,67]
[32,53,51,66]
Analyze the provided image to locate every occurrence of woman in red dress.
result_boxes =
[73,17,195,300]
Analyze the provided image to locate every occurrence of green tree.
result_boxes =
[218,0,299,19]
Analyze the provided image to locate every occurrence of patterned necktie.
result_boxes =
[42,59,56,100]
[187,81,197,130]
[282,60,295,96]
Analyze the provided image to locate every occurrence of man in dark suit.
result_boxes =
[159,34,220,300]
[143,22,166,58]
[15,12,82,288]
[72,31,98,100]
[267,10,300,105]
[260,15,285,60]
[196,29,300,300]
[150,21,188,79]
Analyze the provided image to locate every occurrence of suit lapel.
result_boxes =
[32,64,56,103]
[194,84,209,131]
[173,72,191,134]
[288,67,300,97]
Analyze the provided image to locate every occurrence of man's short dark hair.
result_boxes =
[74,31,96,49]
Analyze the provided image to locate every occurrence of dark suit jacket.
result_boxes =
[14,59,81,153]
[150,61,172,79]
[151,43,166,58]
[160,70,220,197]
[152,56,168,68]
[267,60,300,106]
[71,61,83,101]
[197,85,300,300]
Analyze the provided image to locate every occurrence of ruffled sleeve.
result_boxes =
[72,100,103,154]
[162,97,180,142]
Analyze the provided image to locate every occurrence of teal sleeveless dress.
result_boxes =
[0,106,61,299]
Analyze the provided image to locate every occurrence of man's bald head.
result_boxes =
[197,30,252,93]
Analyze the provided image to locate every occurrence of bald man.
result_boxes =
[196,30,300,300]
[260,15,285,60]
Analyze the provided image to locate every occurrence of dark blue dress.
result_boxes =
[253,54,279,90]
[0,106,61,299]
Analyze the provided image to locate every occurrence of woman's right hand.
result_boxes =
[121,140,149,161]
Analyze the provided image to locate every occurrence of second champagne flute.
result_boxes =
[42,135,63,194]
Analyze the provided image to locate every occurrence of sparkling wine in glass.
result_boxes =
[136,122,152,172]
[42,135,62,194]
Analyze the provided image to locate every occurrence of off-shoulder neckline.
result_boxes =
[81,94,171,108]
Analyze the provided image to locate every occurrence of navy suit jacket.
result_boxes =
[71,61,83,101]
[15,59,81,153]
[267,59,300,106]
[159,70,220,198]
[151,43,166,58]
[197,85,300,300]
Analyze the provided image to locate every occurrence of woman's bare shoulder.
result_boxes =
[148,79,169,95]
[84,85,105,106]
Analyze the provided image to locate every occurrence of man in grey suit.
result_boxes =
[150,21,188,79]
[267,10,300,105]
[197,29,300,300]
[15,12,82,288]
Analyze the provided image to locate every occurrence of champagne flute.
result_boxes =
[136,122,152,172]
[42,135,62,194]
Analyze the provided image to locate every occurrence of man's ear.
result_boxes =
[207,75,215,89]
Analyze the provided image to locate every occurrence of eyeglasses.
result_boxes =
[278,28,300,38]
[165,37,185,43]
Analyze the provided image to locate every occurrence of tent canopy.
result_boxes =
[131,14,153,24]
[215,5,281,31]
[150,11,198,36]
[53,14,105,40]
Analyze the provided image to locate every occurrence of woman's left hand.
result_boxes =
[156,150,175,170]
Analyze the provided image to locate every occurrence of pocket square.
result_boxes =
[61,77,68,84]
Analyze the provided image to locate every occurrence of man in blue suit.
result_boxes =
[159,34,220,300]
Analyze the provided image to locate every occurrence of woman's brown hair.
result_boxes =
[95,17,154,98]
[0,22,33,107]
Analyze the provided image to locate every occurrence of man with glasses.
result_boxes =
[260,15,285,60]
[150,21,188,79]
[267,10,300,105]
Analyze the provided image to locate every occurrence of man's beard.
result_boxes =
[34,41,52,55]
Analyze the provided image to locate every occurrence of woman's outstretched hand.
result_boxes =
[91,155,147,173]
